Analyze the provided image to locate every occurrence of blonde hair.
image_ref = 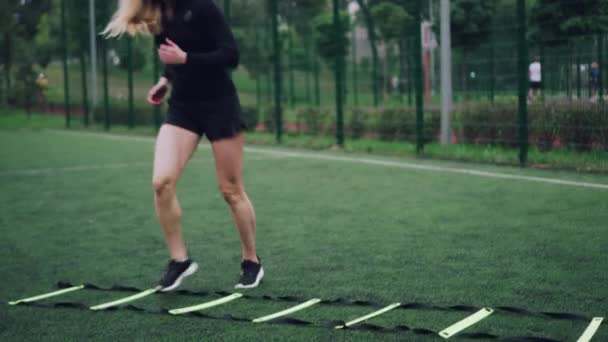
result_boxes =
[102,0,164,38]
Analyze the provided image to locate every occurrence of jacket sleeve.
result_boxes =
[185,0,240,69]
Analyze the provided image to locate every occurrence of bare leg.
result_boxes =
[212,133,258,262]
[153,124,200,260]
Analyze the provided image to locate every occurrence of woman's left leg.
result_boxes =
[212,133,257,262]
[212,133,263,288]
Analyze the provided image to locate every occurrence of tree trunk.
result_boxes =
[355,0,380,107]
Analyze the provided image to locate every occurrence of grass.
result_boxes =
[1,121,607,341]
[245,132,608,173]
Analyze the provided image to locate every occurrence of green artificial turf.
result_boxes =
[0,129,607,341]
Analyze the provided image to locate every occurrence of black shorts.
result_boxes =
[530,81,542,90]
[165,95,246,141]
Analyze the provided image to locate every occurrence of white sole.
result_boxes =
[160,262,199,292]
[235,267,264,289]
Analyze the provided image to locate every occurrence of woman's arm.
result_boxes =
[155,34,175,82]
[185,0,239,69]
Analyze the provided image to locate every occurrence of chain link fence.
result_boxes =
[1,0,606,166]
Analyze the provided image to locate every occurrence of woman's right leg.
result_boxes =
[153,124,200,260]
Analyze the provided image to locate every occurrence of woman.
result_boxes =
[103,0,263,290]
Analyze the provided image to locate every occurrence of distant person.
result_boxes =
[529,57,542,100]
[35,73,49,111]
[590,62,600,100]
[103,0,263,291]
[391,75,400,96]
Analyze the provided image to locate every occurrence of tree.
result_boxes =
[529,0,608,98]
[354,0,381,106]
[230,0,271,77]
[450,0,497,94]
[531,0,608,41]
[0,0,49,109]
[34,13,54,69]
[371,1,413,98]
[313,11,351,69]
[372,2,412,43]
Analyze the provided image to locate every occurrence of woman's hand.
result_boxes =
[147,77,169,106]
[159,38,187,65]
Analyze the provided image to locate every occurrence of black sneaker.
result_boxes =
[158,259,198,292]
[235,257,264,289]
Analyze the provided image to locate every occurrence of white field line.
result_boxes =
[245,148,608,190]
[0,162,150,176]
[48,130,608,190]
[0,156,281,177]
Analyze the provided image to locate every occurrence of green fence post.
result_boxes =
[127,37,134,129]
[598,34,604,102]
[265,22,272,104]
[270,0,282,142]
[560,50,576,100]
[407,37,413,106]
[414,0,424,154]
[101,38,110,131]
[517,0,528,166]
[60,0,71,128]
[314,55,321,106]
[333,0,345,147]
[254,27,261,113]
[604,35,608,99]
[79,44,89,127]
[351,25,359,106]
[288,31,295,109]
[305,40,311,104]
[490,35,496,103]
[2,33,11,107]
[153,40,161,131]
[576,42,582,100]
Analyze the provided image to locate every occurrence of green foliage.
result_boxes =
[92,103,156,126]
[240,105,259,131]
[530,103,608,151]
[34,13,54,69]
[284,0,327,37]
[312,11,350,69]
[233,28,271,77]
[450,0,497,50]
[0,0,49,108]
[457,103,608,151]
[262,106,277,133]
[374,106,439,142]
[296,107,331,135]
[114,37,151,72]
[530,0,608,45]
[371,2,413,42]
[376,107,415,140]
[349,108,370,139]
[456,103,519,147]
